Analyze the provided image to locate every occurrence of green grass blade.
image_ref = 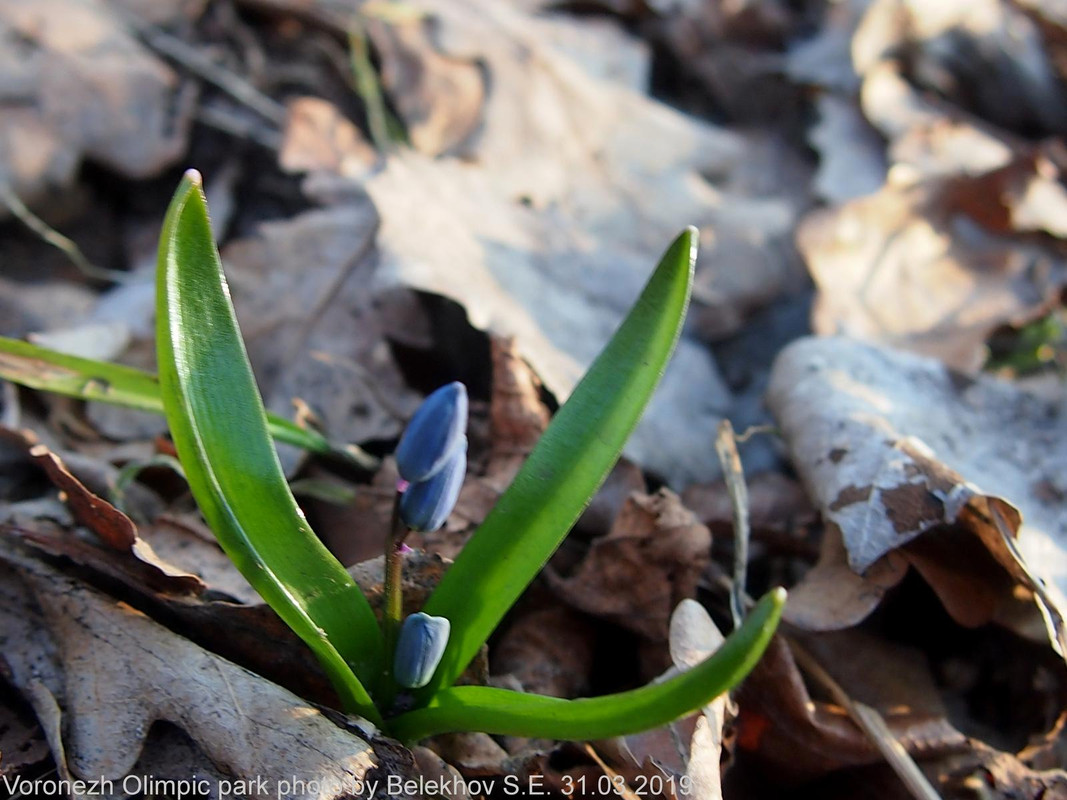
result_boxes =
[417,228,697,699]
[0,336,340,456]
[156,170,384,721]
[392,588,785,741]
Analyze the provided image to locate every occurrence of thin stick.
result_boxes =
[716,573,941,800]
[0,184,128,283]
[989,504,1067,659]
[196,106,282,150]
[734,423,779,443]
[714,419,750,630]
[788,639,944,800]
[583,743,641,800]
[132,22,287,125]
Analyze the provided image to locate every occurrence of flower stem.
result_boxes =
[382,490,408,698]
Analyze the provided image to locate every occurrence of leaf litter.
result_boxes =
[0,547,410,800]
[2,0,1067,797]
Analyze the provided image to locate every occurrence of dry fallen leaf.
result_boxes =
[673,599,730,800]
[940,739,1067,799]
[367,15,484,157]
[3,434,206,596]
[784,0,867,93]
[0,548,409,799]
[798,165,1067,371]
[221,201,417,451]
[279,96,378,180]
[853,0,1067,142]
[484,336,550,489]
[0,0,195,210]
[851,1,1021,181]
[768,336,1067,655]
[650,0,803,123]
[492,603,596,699]
[783,523,907,632]
[682,471,815,543]
[545,489,711,643]
[807,94,886,204]
[410,746,472,800]
[735,634,967,783]
[143,514,259,603]
[425,731,509,776]
[0,693,49,779]
[361,0,811,486]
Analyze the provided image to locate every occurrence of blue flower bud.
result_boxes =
[395,382,468,483]
[394,612,451,689]
[398,440,466,532]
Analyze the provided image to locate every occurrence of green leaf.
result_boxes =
[392,588,785,741]
[156,171,383,722]
[0,336,359,459]
[417,228,697,699]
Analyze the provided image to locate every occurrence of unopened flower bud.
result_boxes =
[398,440,466,532]
[394,612,450,689]
[395,382,468,483]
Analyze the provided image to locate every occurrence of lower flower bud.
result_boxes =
[394,612,451,689]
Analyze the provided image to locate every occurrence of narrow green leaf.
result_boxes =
[0,335,347,458]
[418,229,697,699]
[156,171,384,721]
[392,588,785,741]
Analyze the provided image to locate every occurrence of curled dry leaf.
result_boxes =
[23,439,205,595]
[796,0,1067,377]
[0,549,403,799]
[852,3,1019,180]
[848,0,1067,188]
[674,600,729,800]
[613,599,733,798]
[735,635,967,782]
[545,489,710,643]
[1,435,345,706]
[768,336,1067,655]
[783,523,907,632]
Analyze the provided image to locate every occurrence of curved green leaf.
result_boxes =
[392,588,785,741]
[156,171,383,721]
[0,335,355,458]
[417,228,697,700]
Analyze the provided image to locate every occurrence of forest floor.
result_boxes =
[1,0,1066,798]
